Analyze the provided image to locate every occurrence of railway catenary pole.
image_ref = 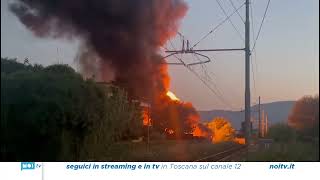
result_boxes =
[164,0,252,145]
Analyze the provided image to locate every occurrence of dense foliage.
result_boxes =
[1,58,143,161]
[259,96,320,161]
[267,95,319,143]
[288,95,319,138]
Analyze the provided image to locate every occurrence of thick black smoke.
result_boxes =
[10,0,200,134]
[10,0,187,100]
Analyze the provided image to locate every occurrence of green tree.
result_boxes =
[81,85,143,160]
[1,57,30,74]
[44,64,77,74]
[1,58,143,161]
[1,68,99,160]
[267,123,296,143]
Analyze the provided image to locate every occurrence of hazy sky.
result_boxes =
[1,0,319,111]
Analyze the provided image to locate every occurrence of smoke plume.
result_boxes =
[10,0,200,134]
[10,0,186,98]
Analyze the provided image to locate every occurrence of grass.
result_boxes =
[246,141,319,162]
[100,140,242,161]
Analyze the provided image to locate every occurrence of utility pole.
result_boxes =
[261,110,265,137]
[164,0,252,145]
[265,113,268,135]
[258,96,261,138]
[244,0,251,144]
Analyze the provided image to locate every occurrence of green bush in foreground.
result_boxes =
[1,58,143,161]
[248,142,319,161]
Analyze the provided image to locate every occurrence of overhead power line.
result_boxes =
[215,0,245,41]
[188,66,235,110]
[164,0,272,143]
[250,1,257,69]
[251,0,271,52]
[191,53,242,108]
[229,0,245,23]
[250,1,257,100]
[191,2,245,49]
[163,46,235,110]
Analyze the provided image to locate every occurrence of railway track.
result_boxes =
[194,145,248,162]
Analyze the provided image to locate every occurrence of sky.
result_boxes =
[1,0,319,111]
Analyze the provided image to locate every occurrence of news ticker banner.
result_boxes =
[1,162,319,180]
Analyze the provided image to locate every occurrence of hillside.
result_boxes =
[198,101,295,130]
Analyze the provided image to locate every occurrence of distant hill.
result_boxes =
[198,101,295,130]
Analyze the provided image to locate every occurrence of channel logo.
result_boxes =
[21,162,41,171]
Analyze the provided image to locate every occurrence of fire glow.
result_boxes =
[9,0,242,144]
[166,91,180,101]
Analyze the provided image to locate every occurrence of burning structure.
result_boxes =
[10,0,201,137]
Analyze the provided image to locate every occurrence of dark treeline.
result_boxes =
[1,57,143,161]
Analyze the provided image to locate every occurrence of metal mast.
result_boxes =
[244,0,251,144]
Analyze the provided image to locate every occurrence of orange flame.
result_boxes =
[166,91,180,101]
[142,107,151,126]
[192,126,209,137]
[234,137,245,145]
